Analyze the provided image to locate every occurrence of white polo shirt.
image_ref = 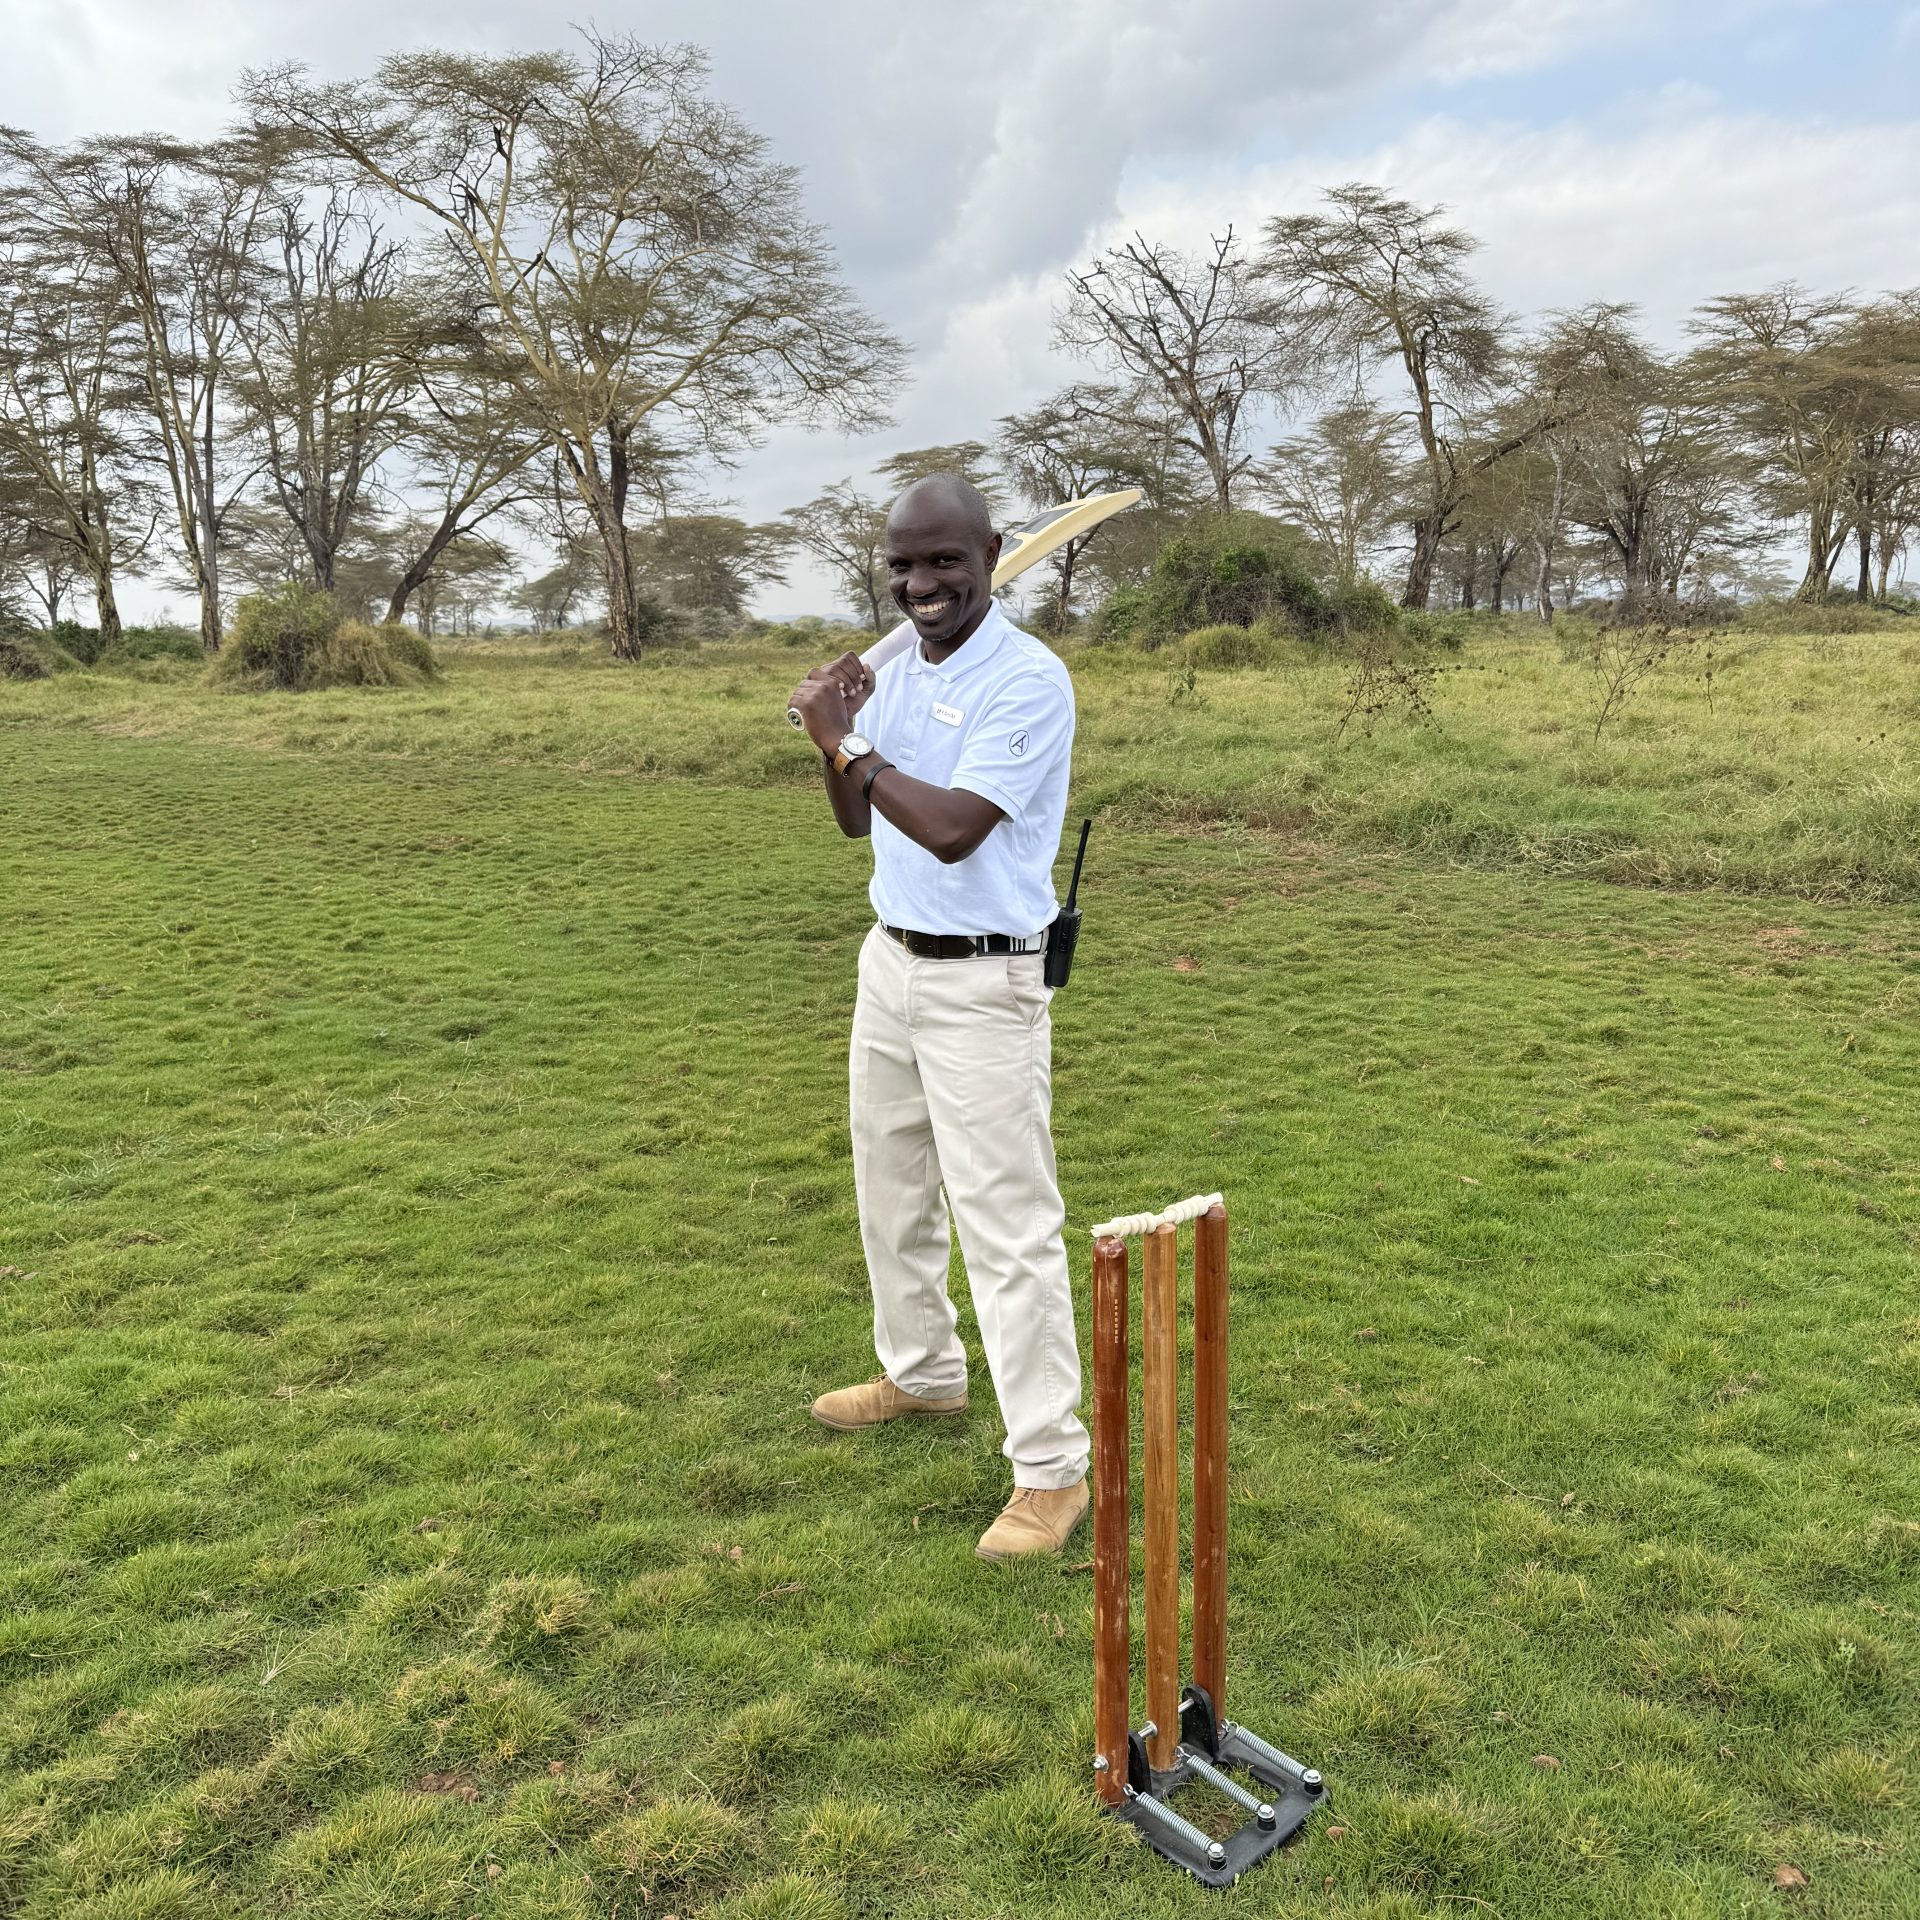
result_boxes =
[862,601,1074,938]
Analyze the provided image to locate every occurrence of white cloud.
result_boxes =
[5,1,1910,620]
[1107,102,1920,344]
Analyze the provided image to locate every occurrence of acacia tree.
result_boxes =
[875,442,1005,509]
[1261,403,1404,586]
[0,170,143,644]
[633,510,786,626]
[1525,305,1739,611]
[1835,293,1920,599]
[230,187,417,592]
[995,384,1182,629]
[380,303,550,625]
[510,538,602,630]
[0,513,85,626]
[1057,228,1288,513]
[0,132,277,652]
[247,36,901,660]
[1680,284,1920,600]
[780,478,889,632]
[1259,185,1563,608]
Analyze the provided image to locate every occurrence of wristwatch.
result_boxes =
[832,732,876,775]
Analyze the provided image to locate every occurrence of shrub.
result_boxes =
[746,614,856,650]
[1095,513,1337,648]
[1089,583,1151,647]
[216,582,342,689]
[628,591,690,650]
[1735,595,1911,635]
[215,584,436,690]
[310,620,438,688]
[104,625,202,665]
[50,618,105,664]
[1332,576,1401,637]
[1396,609,1473,653]
[1182,622,1283,668]
[0,631,59,680]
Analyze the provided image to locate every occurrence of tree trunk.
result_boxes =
[1857,521,1873,601]
[1054,545,1076,635]
[1402,514,1444,610]
[91,567,123,648]
[601,517,646,660]
[385,516,466,625]
[1797,508,1842,599]
[1532,538,1555,624]
[199,415,222,652]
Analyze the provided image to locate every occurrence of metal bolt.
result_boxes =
[1207,1840,1227,1867]
[1092,1755,1110,1773]
[1302,1768,1324,1792]
[1138,1719,1158,1741]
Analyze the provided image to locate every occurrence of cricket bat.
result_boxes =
[785,487,1142,728]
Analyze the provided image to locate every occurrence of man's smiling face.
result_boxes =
[885,481,1002,651]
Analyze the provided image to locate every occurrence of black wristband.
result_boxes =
[862,758,891,802]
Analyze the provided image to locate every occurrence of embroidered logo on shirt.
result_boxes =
[932,701,964,726]
[1008,729,1030,757]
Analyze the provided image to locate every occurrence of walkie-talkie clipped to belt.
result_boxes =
[1044,818,1092,989]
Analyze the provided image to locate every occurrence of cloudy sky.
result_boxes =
[7,0,1917,617]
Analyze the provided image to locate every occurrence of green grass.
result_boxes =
[1,633,1917,1918]
[8,623,1920,899]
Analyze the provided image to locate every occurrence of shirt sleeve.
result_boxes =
[948,671,1074,823]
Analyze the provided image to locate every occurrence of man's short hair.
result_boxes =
[888,473,995,547]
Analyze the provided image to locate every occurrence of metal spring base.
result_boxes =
[1108,1685,1327,1890]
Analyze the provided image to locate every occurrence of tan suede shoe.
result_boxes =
[810,1374,968,1431]
[975,1480,1090,1561]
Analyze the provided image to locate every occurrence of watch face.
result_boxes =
[842,734,874,758]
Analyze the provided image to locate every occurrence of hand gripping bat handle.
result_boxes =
[786,622,916,729]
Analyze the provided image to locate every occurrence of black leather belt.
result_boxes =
[881,923,1047,959]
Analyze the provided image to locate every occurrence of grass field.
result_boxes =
[2,630,1917,1919]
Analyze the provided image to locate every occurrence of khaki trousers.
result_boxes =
[850,925,1090,1489]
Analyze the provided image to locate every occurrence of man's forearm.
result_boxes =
[867,764,1004,866]
[822,755,872,838]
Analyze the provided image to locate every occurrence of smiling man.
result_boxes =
[785,473,1089,1561]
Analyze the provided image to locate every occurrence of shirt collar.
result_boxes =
[912,599,1010,680]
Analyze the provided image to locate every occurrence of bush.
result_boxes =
[628,592,691,650]
[105,625,202,665]
[1088,584,1150,647]
[1181,622,1284,668]
[312,620,439,687]
[49,618,105,665]
[744,614,872,652]
[1397,609,1474,653]
[0,631,58,680]
[216,582,342,688]
[1096,514,1337,648]
[1332,576,1401,638]
[215,584,436,690]
[0,618,200,673]
[1735,594,1915,635]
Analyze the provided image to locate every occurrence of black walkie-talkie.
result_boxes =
[1043,818,1092,989]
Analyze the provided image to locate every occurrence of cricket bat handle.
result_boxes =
[785,621,915,729]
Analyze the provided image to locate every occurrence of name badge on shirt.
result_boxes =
[932,702,964,726]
